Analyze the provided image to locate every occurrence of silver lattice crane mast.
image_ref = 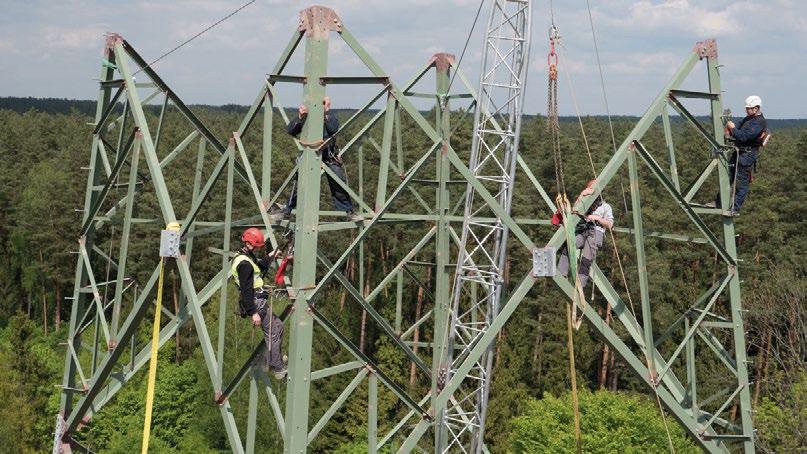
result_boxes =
[437,1,532,452]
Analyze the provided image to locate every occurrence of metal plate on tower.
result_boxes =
[160,229,181,258]
[532,247,556,277]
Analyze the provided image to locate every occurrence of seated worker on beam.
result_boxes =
[557,180,614,289]
[272,96,362,222]
[231,228,287,379]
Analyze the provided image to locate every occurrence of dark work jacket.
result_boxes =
[287,112,340,161]
[730,113,767,149]
[235,249,271,316]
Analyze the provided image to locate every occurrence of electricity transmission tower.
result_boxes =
[55,4,754,453]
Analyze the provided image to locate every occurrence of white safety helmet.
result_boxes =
[744,95,762,109]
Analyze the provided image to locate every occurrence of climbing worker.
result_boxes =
[272,96,362,222]
[722,95,768,213]
[231,228,287,379]
[557,180,614,288]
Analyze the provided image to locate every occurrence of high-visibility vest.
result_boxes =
[231,253,264,289]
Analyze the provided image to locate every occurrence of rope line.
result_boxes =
[583,2,676,451]
[566,302,583,454]
[141,257,166,454]
[446,0,486,93]
[585,0,618,155]
[133,0,257,76]
[547,25,584,454]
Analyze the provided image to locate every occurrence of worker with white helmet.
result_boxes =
[720,95,768,213]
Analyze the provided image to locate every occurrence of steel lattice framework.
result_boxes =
[439,1,531,452]
[55,4,754,453]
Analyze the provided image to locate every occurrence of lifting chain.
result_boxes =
[547,25,564,195]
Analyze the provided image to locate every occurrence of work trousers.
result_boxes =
[557,229,604,288]
[287,160,354,213]
[254,297,284,371]
[728,149,757,212]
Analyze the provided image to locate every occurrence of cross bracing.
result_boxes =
[55,4,754,453]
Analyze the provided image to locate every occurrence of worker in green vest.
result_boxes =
[231,228,286,379]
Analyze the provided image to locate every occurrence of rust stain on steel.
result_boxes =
[694,39,718,60]
[298,5,342,38]
[104,33,122,57]
[429,52,456,72]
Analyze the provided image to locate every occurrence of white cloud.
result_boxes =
[0,0,805,116]
[42,25,108,50]
[603,0,740,37]
[0,39,18,54]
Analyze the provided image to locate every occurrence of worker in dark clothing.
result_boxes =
[710,95,768,213]
[273,97,361,222]
[231,228,286,379]
[725,95,767,212]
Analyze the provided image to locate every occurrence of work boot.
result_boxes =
[272,367,287,380]
[269,205,290,222]
[703,201,717,208]
[346,211,364,222]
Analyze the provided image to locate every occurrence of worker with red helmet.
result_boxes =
[231,227,286,378]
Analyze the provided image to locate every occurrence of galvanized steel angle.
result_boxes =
[63,262,161,435]
[178,150,230,237]
[655,278,726,348]
[308,305,427,417]
[307,368,369,444]
[633,140,734,265]
[83,267,229,422]
[233,135,284,261]
[158,130,200,168]
[396,272,537,452]
[696,327,738,375]
[667,94,722,150]
[315,250,432,377]
[92,85,126,135]
[549,276,727,453]
[254,369,286,441]
[80,129,137,236]
[307,143,437,302]
[321,162,373,213]
[117,39,250,184]
[445,149,534,251]
[656,274,731,382]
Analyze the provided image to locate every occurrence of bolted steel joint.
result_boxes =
[298,6,342,38]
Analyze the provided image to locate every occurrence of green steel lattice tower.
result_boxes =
[54,4,754,453]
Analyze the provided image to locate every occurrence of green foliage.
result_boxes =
[0,100,804,452]
[332,429,396,453]
[755,370,807,453]
[507,390,699,453]
[0,313,62,451]
[82,357,218,451]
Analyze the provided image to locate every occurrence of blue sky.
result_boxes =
[1,0,805,117]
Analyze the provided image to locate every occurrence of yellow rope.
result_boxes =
[141,222,179,453]
[141,256,166,454]
[551,11,676,451]
[566,302,583,454]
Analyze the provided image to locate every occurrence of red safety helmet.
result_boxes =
[241,228,265,248]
